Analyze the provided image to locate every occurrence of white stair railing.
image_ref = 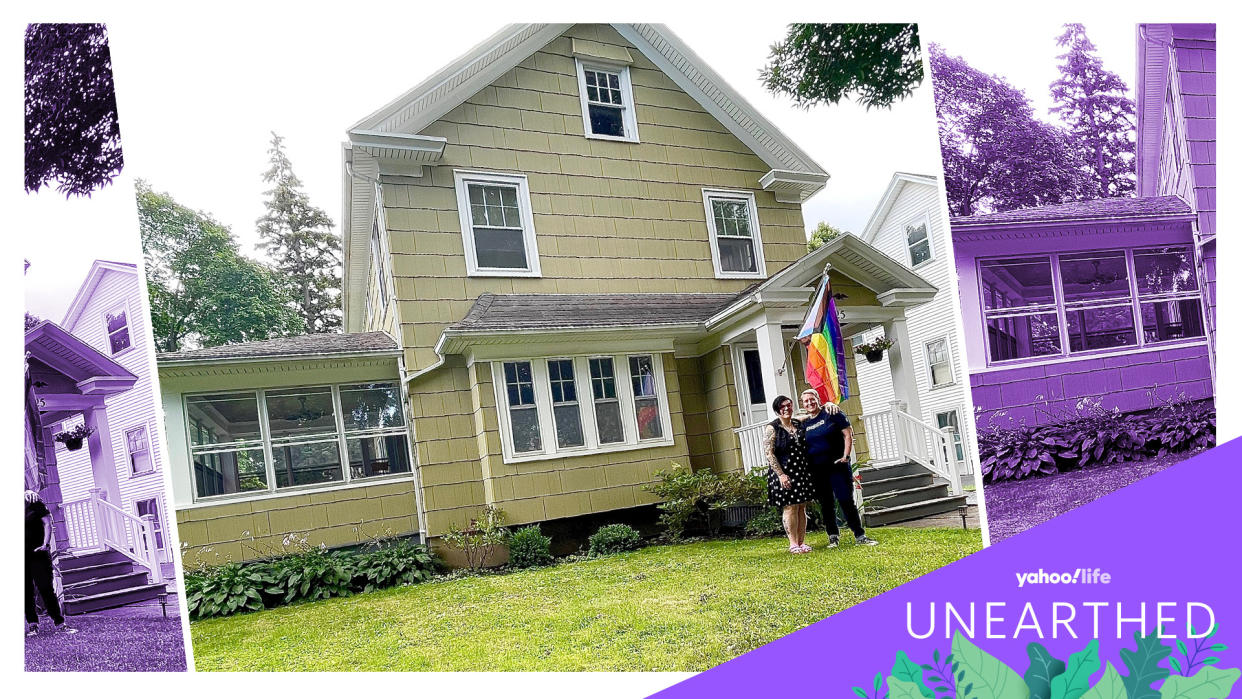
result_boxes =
[861,402,963,495]
[734,421,770,473]
[78,490,164,584]
[61,496,102,550]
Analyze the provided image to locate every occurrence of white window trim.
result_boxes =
[574,58,639,143]
[368,191,395,320]
[904,211,935,269]
[185,382,415,504]
[492,353,674,465]
[125,422,155,477]
[102,300,135,357]
[924,336,955,388]
[702,188,766,280]
[453,170,542,278]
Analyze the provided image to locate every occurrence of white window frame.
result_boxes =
[574,58,639,143]
[453,170,542,278]
[102,301,134,356]
[125,423,154,477]
[924,336,955,388]
[185,382,415,503]
[491,353,674,464]
[369,202,394,318]
[904,212,934,268]
[702,188,766,280]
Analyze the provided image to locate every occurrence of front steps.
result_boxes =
[859,462,969,527]
[59,549,165,615]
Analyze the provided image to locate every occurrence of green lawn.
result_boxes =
[26,615,187,672]
[191,527,981,671]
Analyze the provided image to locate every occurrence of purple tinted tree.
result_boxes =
[24,24,123,197]
[1050,24,1137,199]
[931,44,1089,216]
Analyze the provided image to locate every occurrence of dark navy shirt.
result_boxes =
[803,409,851,463]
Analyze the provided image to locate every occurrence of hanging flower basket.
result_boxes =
[854,336,895,364]
[54,424,95,451]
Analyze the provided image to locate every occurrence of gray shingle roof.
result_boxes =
[950,195,1192,227]
[448,293,739,332]
[157,331,399,363]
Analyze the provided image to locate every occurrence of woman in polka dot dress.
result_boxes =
[763,395,816,553]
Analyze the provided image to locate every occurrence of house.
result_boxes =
[165,24,970,564]
[24,260,169,613]
[851,172,976,477]
[953,24,1215,428]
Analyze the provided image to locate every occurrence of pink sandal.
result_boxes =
[798,544,813,553]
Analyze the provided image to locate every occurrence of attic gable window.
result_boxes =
[104,303,132,355]
[703,189,766,279]
[575,59,638,142]
[906,216,933,267]
[453,170,542,278]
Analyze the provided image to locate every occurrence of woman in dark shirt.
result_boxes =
[762,395,816,553]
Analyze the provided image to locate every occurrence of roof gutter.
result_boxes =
[951,209,1197,232]
[157,348,403,368]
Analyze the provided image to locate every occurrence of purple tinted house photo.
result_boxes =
[943,24,1216,541]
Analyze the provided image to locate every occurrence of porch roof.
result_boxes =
[949,195,1194,230]
[156,331,401,365]
[25,321,136,391]
[448,292,737,332]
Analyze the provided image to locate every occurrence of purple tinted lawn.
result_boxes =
[24,615,187,672]
[983,448,1209,544]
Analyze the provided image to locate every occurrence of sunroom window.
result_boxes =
[979,246,1205,366]
[704,189,765,279]
[185,382,411,501]
[454,171,541,277]
[575,60,638,142]
[493,354,672,462]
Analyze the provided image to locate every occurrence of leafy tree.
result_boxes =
[931,44,1089,216]
[25,23,123,196]
[1050,24,1137,199]
[138,181,304,352]
[763,24,923,110]
[25,313,41,332]
[256,133,343,333]
[807,221,848,252]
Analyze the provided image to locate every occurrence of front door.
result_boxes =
[134,496,169,564]
[733,344,769,426]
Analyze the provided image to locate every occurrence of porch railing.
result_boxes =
[60,490,163,585]
[734,421,770,474]
[861,402,963,495]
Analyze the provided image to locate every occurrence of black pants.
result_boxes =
[25,550,64,626]
[810,461,865,538]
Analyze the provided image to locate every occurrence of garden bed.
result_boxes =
[983,448,1208,543]
[190,527,982,671]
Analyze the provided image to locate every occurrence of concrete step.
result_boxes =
[858,462,925,483]
[865,494,970,527]
[862,473,934,496]
[58,549,130,571]
[864,483,950,509]
[60,561,134,585]
[64,583,166,615]
[63,571,149,596]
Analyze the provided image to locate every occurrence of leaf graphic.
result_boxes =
[891,677,931,699]
[952,631,1030,699]
[1121,630,1174,699]
[892,651,936,699]
[1081,664,1128,699]
[1160,667,1241,699]
[1052,640,1101,699]
[1026,642,1069,699]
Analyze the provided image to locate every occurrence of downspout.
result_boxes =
[396,352,429,542]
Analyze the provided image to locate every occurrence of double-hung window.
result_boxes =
[125,425,153,475]
[104,303,132,355]
[925,338,954,387]
[906,217,933,267]
[575,60,638,142]
[703,189,765,279]
[186,382,412,501]
[454,171,541,277]
[370,216,391,313]
[979,246,1204,365]
[493,354,672,462]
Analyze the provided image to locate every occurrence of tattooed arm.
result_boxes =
[764,425,792,489]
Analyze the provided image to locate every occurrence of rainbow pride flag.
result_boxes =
[796,276,849,405]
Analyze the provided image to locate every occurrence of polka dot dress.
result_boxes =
[767,422,815,508]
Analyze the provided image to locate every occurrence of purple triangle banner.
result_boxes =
[653,439,1241,698]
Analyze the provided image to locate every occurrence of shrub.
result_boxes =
[508,525,553,568]
[644,464,767,538]
[588,523,642,556]
[269,545,354,604]
[743,507,784,537]
[185,561,276,620]
[351,539,441,591]
[443,505,509,570]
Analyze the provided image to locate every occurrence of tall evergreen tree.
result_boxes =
[256,133,342,333]
[1049,24,1137,199]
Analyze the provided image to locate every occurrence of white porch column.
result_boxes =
[84,405,122,504]
[754,321,794,419]
[882,317,923,421]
